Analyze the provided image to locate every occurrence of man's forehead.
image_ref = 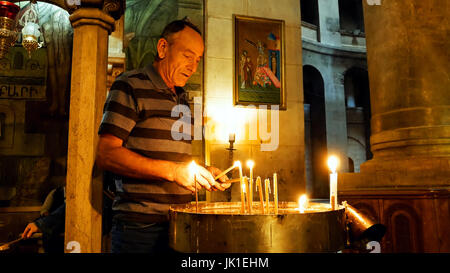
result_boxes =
[169,28,204,54]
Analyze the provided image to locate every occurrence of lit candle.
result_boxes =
[246,160,254,214]
[327,156,339,210]
[189,161,199,212]
[229,133,235,142]
[264,178,271,213]
[214,161,240,181]
[256,176,264,214]
[273,173,278,214]
[297,194,308,213]
[243,176,250,213]
[236,161,245,213]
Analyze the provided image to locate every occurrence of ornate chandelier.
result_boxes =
[0,1,20,59]
[18,1,42,58]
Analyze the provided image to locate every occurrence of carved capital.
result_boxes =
[69,7,115,33]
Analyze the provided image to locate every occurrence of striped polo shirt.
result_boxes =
[98,64,193,223]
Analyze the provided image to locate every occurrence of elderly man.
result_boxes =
[96,20,230,253]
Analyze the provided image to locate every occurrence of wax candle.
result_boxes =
[327,156,339,210]
[244,176,251,213]
[229,133,235,142]
[256,177,264,214]
[298,194,308,213]
[236,161,245,213]
[189,161,199,212]
[264,179,271,213]
[246,160,254,214]
[214,161,239,181]
[273,173,278,214]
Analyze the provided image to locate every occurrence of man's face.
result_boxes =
[161,27,204,87]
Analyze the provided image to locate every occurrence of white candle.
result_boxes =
[229,133,235,142]
[246,160,254,214]
[214,161,239,181]
[264,179,271,213]
[236,161,245,213]
[256,177,264,214]
[273,173,278,214]
[189,161,199,212]
[327,156,339,210]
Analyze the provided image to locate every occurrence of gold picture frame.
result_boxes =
[234,15,286,110]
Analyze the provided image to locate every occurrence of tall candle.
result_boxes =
[189,161,199,213]
[273,173,278,214]
[214,161,239,181]
[244,176,251,213]
[264,179,271,213]
[327,156,339,210]
[236,161,245,213]
[246,160,254,214]
[256,177,264,214]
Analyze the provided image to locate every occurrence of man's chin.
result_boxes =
[175,80,188,87]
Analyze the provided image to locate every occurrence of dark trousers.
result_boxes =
[111,219,172,254]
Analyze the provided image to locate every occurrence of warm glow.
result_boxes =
[246,160,254,169]
[242,182,246,193]
[204,100,258,142]
[189,160,198,177]
[234,160,242,168]
[297,194,308,213]
[327,156,339,173]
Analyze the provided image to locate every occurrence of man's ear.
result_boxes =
[156,38,169,59]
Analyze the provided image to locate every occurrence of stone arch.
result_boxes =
[303,64,328,198]
[344,67,372,172]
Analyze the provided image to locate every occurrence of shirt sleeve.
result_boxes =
[98,79,139,141]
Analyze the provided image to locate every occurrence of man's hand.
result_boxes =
[173,163,224,193]
[206,166,232,191]
[22,222,40,239]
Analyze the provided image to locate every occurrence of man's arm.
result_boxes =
[96,134,222,192]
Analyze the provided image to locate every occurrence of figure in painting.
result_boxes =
[253,40,271,88]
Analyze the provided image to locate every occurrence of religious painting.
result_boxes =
[234,15,286,109]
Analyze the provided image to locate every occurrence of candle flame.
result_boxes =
[234,160,242,168]
[298,194,308,213]
[327,155,339,173]
[246,160,254,169]
[188,160,198,176]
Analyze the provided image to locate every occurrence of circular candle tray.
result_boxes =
[169,201,346,253]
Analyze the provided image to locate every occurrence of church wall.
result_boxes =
[204,0,305,202]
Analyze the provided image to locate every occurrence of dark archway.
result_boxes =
[303,65,328,198]
[345,67,372,172]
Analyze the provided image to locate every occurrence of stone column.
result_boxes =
[65,7,115,253]
[344,0,450,188]
[340,0,449,252]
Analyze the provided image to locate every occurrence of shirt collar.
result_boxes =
[143,63,171,91]
[143,64,186,98]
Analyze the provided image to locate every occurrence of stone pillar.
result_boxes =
[340,0,450,252]
[64,7,115,253]
[357,0,450,187]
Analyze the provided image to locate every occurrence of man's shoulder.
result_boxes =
[113,68,159,91]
